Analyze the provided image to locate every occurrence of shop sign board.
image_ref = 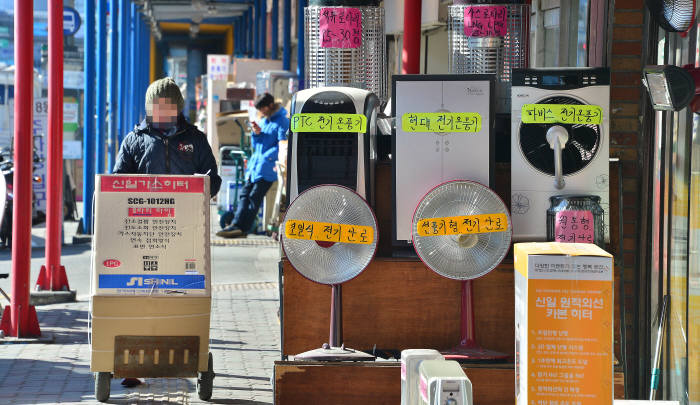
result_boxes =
[63,70,84,89]
[92,174,211,297]
[32,98,49,214]
[207,54,230,81]
[515,242,614,405]
[63,7,81,36]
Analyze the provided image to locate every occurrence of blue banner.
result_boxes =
[98,274,206,289]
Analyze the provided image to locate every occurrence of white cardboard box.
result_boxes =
[92,174,211,296]
[515,242,614,405]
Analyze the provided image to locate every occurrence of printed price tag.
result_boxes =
[521,104,604,125]
[401,112,482,133]
[416,213,508,237]
[291,113,367,133]
[554,210,595,244]
[464,6,508,37]
[285,219,374,244]
[320,7,362,48]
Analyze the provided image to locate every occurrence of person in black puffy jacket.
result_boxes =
[113,77,222,197]
[112,77,221,389]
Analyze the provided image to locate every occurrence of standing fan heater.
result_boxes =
[288,87,380,204]
[282,185,378,361]
[511,68,610,241]
[305,0,387,103]
[412,180,512,361]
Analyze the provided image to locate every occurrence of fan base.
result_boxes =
[295,346,376,362]
[442,343,509,362]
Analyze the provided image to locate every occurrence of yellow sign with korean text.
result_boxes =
[521,104,604,125]
[285,219,374,245]
[401,112,482,133]
[290,113,367,133]
[416,213,508,237]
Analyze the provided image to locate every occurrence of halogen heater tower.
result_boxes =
[305,0,387,104]
[448,0,529,161]
[510,68,611,242]
[288,87,381,205]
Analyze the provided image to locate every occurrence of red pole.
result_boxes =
[0,0,41,337]
[36,0,70,292]
[401,0,422,74]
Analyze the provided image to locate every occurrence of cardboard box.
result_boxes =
[514,242,614,405]
[92,174,211,296]
[216,111,249,146]
[90,296,211,372]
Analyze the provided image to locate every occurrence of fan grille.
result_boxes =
[282,185,378,285]
[518,96,601,176]
[412,181,512,281]
[648,0,695,32]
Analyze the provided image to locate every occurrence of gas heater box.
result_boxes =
[510,68,611,241]
[288,87,380,204]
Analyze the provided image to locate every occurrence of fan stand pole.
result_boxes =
[329,284,342,347]
[294,283,374,361]
[442,279,509,362]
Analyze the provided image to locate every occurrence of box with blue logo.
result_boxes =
[92,174,211,296]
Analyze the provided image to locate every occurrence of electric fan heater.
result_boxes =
[413,180,512,361]
[288,87,380,204]
[281,184,378,361]
[418,359,473,405]
[393,75,494,248]
[511,68,610,241]
[401,349,444,405]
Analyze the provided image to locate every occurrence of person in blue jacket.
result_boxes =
[217,92,289,238]
[113,77,222,196]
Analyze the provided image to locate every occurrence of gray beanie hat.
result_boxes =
[145,77,184,115]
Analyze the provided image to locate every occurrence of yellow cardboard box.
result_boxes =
[515,242,614,405]
[90,296,211,373]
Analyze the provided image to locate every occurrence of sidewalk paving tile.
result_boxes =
[0,282,280,404]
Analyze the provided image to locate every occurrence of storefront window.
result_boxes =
[648,26,696,405]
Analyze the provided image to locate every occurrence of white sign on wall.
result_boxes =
[207,54,230,81]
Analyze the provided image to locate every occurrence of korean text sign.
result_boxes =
[555,210,595,244]
[521,104,604,125]
[291,113,367,133]
[285,219,374,245]
[416,213,508,237]
[207,54,230,81]
[92,175,211,297]
[402,112,482,133]
[515,243,614,405]
[463,6,508,37]
[319,7,362,48]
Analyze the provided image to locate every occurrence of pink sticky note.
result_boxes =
[555,210,595,244]
[320,7,362,48]
[463,6,508,37]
